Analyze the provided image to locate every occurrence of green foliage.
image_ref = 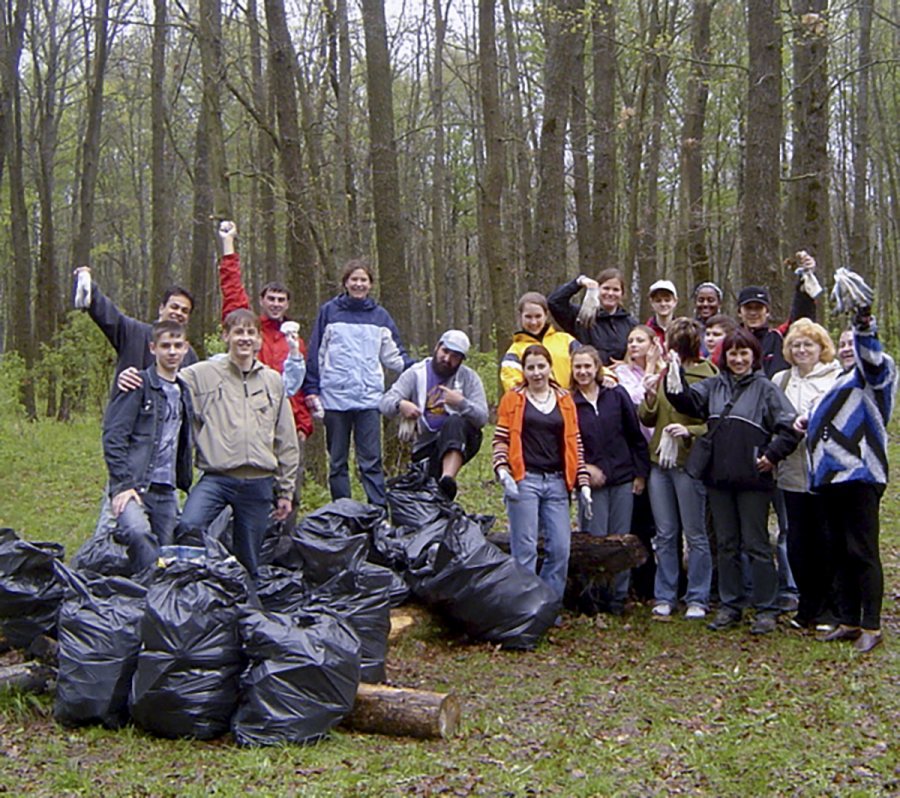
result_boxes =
[0,350,27,417]
[203,330,226,357]
[31,312,115,418]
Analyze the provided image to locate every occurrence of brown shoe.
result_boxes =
[818,624,861,642]
[853,629,883,653]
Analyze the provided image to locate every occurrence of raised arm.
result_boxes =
[218,221,252,319]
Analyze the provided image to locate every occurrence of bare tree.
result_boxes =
[849,0,873,280]
[591,0,617,274]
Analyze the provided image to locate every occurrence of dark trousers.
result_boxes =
[413,415,483,479]
[708,487,778,612]
[819,481,884,629]
[783,490,836,625]
[324,409,385,506]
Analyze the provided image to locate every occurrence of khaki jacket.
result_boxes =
[180,356,299,498]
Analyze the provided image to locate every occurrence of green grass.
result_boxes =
[0,410,898,796]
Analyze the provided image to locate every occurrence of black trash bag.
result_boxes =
[298,498,386,539]
[176,506,233,552]
[385,463,457,528]
[303,565,392,683]
[0,528,66,647]
[54,572,147,729]
[394,516,560,650]
[130,553,249,739]
[259,519,297,567]
[255,564,308,614]
[70,523,131,577]
[277,531,369,585]
[232,609,361,746]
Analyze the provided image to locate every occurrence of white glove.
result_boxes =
[498,469,519,500]
[397,417,418,443]
[577,284,601,327]
[74,269,92,309]
[579,485,593,521]
[305,394,325,420]
[657,429,679,469]
[280,320,300,355]
[665,351,683,394]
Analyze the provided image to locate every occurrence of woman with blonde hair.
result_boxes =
[773,318,841,629]
[500,292,580,392]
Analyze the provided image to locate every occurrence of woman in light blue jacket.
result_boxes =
[304,260,414,506]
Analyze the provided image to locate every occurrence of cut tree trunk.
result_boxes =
[0,662,55,693]
[343,682,461,740]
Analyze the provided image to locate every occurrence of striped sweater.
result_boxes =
[807,320,896,490]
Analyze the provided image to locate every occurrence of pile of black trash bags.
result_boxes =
[0,465,560,746]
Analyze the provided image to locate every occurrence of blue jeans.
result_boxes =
[177,474,274,577]
[579,481,633,603]
[648,465,711,608]
[115,485,179,572]
[324,409,386,506]
[505,472,571,600]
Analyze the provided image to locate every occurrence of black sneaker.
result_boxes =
[750,612,778,635]
[707,609,742,631]
[438,475,458,501]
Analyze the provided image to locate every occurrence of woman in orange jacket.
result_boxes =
[492,344,590,600]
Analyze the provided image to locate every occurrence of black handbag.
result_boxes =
[683,387,743,481]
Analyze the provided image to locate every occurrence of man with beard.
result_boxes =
[380,330,488,500]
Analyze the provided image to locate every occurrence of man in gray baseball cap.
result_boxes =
[379,330,488,499]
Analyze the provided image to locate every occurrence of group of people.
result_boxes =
[76,230,894,654]
[492,259,894,654]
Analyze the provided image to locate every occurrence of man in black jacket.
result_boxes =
[102,320,193,571]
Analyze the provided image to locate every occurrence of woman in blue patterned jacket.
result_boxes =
[303,259,414,506]
[800,309,896,654]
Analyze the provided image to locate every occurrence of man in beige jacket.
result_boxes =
[177,308,299,576]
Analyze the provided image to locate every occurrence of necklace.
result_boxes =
[527,389,555,412]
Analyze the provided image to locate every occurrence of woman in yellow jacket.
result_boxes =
[493,344,590,600]
[500,292,581,391]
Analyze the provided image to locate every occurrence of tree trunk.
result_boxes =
[849,0,872,281]
[571,43,592,273]
[742,0,782,309]
[591,0,617,275]
[150,0,174,309]
[786,1,831,284]
[360,0,410,342]
[677,0,713,293]
[528,0,584,295]
[197,0,231,221]
[1,0,35,416]
[189,103,214,351]
[479,0,511,357]
[430,0,448,339]
[71,0,110,270]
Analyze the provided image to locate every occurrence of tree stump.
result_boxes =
[343,683,461,740]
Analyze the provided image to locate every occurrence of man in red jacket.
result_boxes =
[218,221,313,491]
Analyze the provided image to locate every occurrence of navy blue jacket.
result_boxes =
[549,279,638,365]
[102,365,194,496]
[82,283,198,393]
[574,386,650,486]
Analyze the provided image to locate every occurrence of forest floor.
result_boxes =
[0,411,897,797]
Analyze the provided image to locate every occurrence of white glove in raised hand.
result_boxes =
[498,469,520,500]
[579,485,593,521]
[74,269,92,309]
[831,268,874,313]
[665,351,683,394]
[577,284,601,327]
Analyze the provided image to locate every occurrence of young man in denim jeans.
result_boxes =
[102,320,194,572]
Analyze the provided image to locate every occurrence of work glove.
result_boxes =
[397,417,418,443]
[498,469,520,500]
[831,268,874,313]
[579,485,593,521]
[665,351,683,395]
[657,429,679,469]
[577,284,601,327]
[74,269,92,309]
[790,250,823,299]
[280,320,301,356]
[305,394,325,420]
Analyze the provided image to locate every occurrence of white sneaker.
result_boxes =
[685,605,707,620]
[652,603,672,617]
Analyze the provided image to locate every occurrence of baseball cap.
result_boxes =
[649,279,678,299]
[738,286,771,307]
[439,329,470,357]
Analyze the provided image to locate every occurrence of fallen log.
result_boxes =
[342,682,461,740]
[0,661,55,693]
[486,530,648,580]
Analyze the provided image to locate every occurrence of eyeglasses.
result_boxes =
[789,341,818,350]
